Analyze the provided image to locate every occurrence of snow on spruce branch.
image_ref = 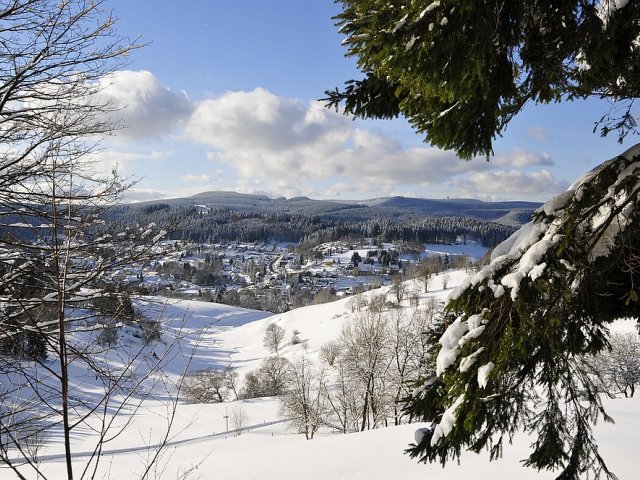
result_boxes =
[450,143,640,305]
[420,143,640,448]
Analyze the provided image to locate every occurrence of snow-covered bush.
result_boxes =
[585,332,640,399]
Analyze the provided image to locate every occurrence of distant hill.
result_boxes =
[132,191,540,227]
[104,191,541,246]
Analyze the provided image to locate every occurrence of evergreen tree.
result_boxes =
[405,148,640,478]
[328,1,640,478]
[327,0,640,158]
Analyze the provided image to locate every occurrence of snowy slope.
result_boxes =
[2,272,639,479]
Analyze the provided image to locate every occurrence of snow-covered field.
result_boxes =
[2,270,639,479]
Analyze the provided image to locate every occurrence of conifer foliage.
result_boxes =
[327,0,640,158]
[405,145,640,478]
[328,2,640,476]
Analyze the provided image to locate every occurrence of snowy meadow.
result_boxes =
[1,264,638,479]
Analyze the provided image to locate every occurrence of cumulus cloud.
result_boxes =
[186,87,498,191]
[333,129,482,186]
[97,70,193,140]
[186,88,351,151]
[99,82,563,201]
[452,170,568,199]
[492,148,553,168]
[188,88,351,168]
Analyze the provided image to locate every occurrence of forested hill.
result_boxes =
[106,191,540,246]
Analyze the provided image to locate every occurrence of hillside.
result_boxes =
[2,267,638,479]
[130,191,541,226]
[103,191,539,247]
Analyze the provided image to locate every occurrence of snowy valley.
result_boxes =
[2,261,638,479]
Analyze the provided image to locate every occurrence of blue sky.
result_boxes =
[100,0,636,203]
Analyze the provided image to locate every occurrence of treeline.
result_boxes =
[106,204,516,247]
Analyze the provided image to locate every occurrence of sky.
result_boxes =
[98,0,637,203]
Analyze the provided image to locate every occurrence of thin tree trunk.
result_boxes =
[360,388,369,432]
[58,307,73,480]
[52,160,74,480]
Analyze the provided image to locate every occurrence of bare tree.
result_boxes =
[0,2,197,479]
[416,256,442,292]
[241,356,291,398]
[263,323,286,356]
[319,340,341,367]
[319,298,439,432]
[280,353,328,440]
[339,310,392,431]
[230,405,249,436]
[326,362,362,433]
[390,274,406,304]
[386,307,434,425]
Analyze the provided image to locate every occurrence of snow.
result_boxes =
[2,270,639,479]
[452,146,640,304]
[528,262,546,281]
[419,1,441,20]
[500,271,525,301]
[597,0,630,25]
[412,375,438,398]
[477,362,495,389]
[459,347,484,373]
[436,316,468,375]
[459,326,486,346]
[467,312,486,330]
[392,14,408,33]
[438,101,460,118]
[423,242,488,261]
[430,394,465,446]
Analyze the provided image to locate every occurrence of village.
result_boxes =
[107,238,489,312]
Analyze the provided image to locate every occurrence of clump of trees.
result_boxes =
[275,294,439,437]
[241,356,292,399]
[279,353,328,440]
[179,284,449,442]
[158,257,224,287]
[183,367,239,403]
[111,203,517,249]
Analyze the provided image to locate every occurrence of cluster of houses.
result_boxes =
[107,239,409,303]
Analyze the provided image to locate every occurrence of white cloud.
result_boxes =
[97,70,193,140]
[122,188,173,203]
[98,83,564,202]
[187,88,350,153]
[90,149,173,175]
[452,170,568,200]
[332,129,482,186]
[186,88,500,191]
[492,148,553,168]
